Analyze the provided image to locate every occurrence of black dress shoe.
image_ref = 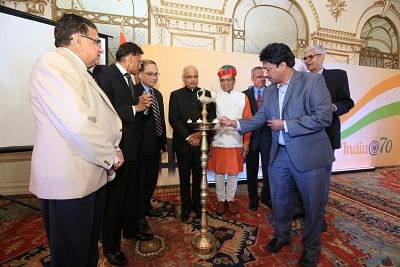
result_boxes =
[181,208,190,222]
[105,251,128,266]
[299,250,319,267]
[137,217,149,232]
[266,238,289,253]
[249,198,259,211]
[134,232,154,241]
[147,208,163,217]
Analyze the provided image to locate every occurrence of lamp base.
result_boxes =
[191,232,218,259]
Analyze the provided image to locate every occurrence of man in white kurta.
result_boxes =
[208,65,251,215]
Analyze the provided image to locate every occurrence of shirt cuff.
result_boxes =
[236,120,241,131]
[132,105,136,116]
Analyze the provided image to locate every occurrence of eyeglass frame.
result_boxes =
[302,54,322,62]
[78,34,102,47]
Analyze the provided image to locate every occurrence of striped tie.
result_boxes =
[150,88,163,136]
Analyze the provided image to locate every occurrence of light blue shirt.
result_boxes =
[278,83,288,145]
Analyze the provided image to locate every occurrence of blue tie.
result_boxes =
[256,89,262,108]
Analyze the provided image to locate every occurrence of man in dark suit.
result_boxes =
[292,45,355,231]
[303,45,354,149]
[134,60,167,226]
[219,43,334,267]
[94,42,153,266]
[169,65,216,222]
[243,66,272,211]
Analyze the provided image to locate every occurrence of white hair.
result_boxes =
[304,45,326,55]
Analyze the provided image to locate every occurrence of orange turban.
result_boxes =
[217,65,237,78]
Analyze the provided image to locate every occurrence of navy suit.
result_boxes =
[239,71,334,255]
[293,68,354,217]
[242,86,272,206]
[134,83,167,218]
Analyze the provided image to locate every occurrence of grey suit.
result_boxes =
[239,70,334,254]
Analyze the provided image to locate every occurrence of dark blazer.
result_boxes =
[322,68,354,149]
[94,64,142,161]
[240,71,334,172]
[169,87,216,153]
[133,83,167,155]
[242,86,271,151]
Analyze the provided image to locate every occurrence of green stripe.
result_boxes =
[341,102,400,140]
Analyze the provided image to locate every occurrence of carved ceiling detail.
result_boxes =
[3,0,49,16]
[151,6,231,35]
[160,0,227,15]
[305,0,321,29]
[55,8,147,28]
[311,28,366,53]
[326,0,347,22]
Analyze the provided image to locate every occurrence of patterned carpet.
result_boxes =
[1,166,399,266]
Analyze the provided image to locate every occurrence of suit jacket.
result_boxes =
[322,68,354,149]
[242,86,272,152]
[29,48,122,199]
[240,71,334,172]
[133,83,167,155]
[94,64,142,162]
[169,87,216,154]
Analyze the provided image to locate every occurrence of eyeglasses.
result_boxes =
[144,72,160,77]
[302,54,321,62]
[219,77,234,83]
[79,34,102,47]
[262,65,274,72]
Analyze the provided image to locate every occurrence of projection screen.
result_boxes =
[0,6,108,152]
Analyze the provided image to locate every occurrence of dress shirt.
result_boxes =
[115,62,136,116]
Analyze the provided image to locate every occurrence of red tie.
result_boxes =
[256,89,262,108]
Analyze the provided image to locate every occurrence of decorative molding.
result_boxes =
[151,6,231,36]
[3,0,49,16]
[326,0,347,22]
[160,0,227,15]
[55,8,148,28]
[305,0,321,29]
[170,32,216,50]
[152,6,232,25]
[311,28,365,53]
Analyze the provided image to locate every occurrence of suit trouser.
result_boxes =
[269,146,331,255]
[137,151,161,217]
[246,145,270,205]
[122,158,142,236]
[40,185,106,267]
[102,159,138,254]
[176,149,202,211]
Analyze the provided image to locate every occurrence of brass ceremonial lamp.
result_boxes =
[190,89,218,259]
